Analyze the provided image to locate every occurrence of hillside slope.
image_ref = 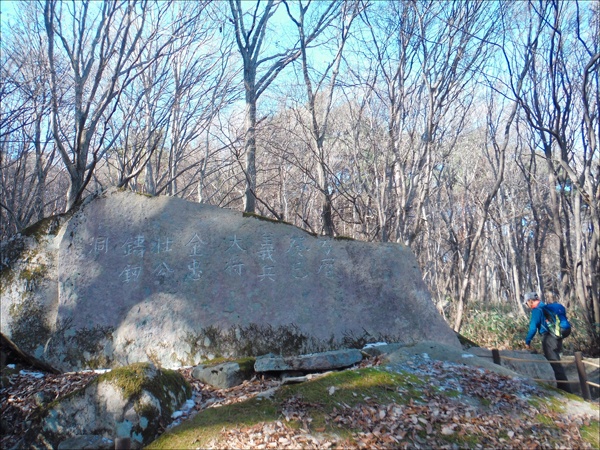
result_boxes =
[148,348,599,449]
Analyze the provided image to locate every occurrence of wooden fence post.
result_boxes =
[492,349,501,365]
[574,352,591,401]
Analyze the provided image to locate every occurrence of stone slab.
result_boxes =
[255,349,363,372]
[192,361,249,389]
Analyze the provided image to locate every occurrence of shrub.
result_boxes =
[459,302,592,355]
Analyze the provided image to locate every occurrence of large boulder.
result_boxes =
[28,363,191,448]
[0,188,459,371]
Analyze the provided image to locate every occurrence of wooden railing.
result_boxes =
[489,349,599,401]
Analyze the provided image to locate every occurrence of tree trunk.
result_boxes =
[243,86,257,213]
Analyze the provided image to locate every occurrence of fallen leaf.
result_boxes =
[441,426,455,435]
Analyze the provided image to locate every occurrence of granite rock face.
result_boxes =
[0,188,460,371]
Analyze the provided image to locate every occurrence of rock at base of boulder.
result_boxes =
[255,349,363,373]
[192,359,255,389]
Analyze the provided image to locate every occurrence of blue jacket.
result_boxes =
[525,303,549,345]
[525,302,571,345]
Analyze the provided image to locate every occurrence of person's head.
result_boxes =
[524,291,540,309]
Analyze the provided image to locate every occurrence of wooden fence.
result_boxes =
[489,349,599,401]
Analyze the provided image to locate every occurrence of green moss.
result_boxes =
[86,355,112,370]
[98,363,191,416]
[21,215,63,241]
[527,393,568,415]
[136,402,160,422]
[16,264,47,293]
[441,389,461,398]
[134,402,161,442]
[147,362,598,450]
[242,212,319,237]
[147,397,278,449]
[61,325,114,368]
[237,357,256,377]
[545,395,567,413]
[535,413,555,426]
[149,367,412,450]
[19,265,46,282]
[441,429,482,447]
[580,420,599,448]
[243,212,288,224]
[8,297,52,353]
[274,368,418,411]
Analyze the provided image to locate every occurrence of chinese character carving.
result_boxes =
[153,262,174,277]
[152,237,174,254]
[120,265,142,283]
[90,236,109,255]
[225,258,244,276]
[291,261,308,279]
[187,260,203,280]
[186,234,207,257]
[318,258,335,278]
[257,232,275,261]
[123,235,146,257]
[258,265,276,282]
[287,236,310,257]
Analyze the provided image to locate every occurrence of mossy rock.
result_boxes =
[32,363,191,448]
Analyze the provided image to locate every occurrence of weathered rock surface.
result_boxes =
[31,363,191,449]
[1,188,460,371]
[254,349,363,372]
[468,348,556,386]
[384,341,523,378]
[191,359,254,389]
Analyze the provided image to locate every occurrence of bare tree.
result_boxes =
[0,3,62,238]
[43,0,205,211]
[507,0,599,335]
[354,0,420,242]
[284,0,361,236]
[228,0,343,213]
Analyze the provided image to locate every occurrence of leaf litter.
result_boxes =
[1,353,598,449]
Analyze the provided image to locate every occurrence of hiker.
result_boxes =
[524,291,572,393]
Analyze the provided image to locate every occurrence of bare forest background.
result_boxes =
[1,0,598,351]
